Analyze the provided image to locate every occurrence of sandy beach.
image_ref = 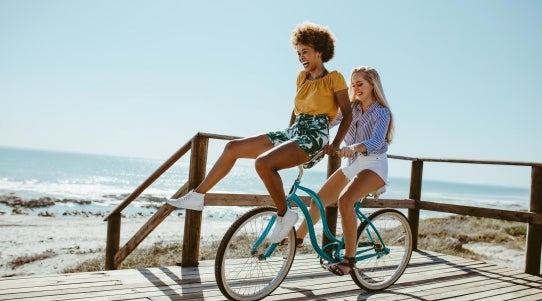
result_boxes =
[0,212,528,278]
[0,213,235,277]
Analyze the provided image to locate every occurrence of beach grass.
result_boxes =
[9,250,57,270]
[63,215,527,273]
[417,215,526,258]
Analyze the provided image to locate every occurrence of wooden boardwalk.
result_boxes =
[1,250,541,301]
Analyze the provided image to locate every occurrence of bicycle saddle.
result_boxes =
[368,186,386,199]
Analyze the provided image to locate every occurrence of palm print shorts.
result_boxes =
[266,114,329,167]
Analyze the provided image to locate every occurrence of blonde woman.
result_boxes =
[289,66,394,276]
[167,22,352,244]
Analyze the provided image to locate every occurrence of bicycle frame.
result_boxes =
[287,180,339,262]
[256,166,390,264]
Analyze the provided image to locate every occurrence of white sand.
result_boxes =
[0,214,233,277]
[0,214,530,277]
[463,242,526,271]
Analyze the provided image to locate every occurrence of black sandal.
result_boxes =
[278,237,304,248]
[327,256,356,276]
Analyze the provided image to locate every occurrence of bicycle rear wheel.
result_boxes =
[215,206,297,301]
[351,208,412,291]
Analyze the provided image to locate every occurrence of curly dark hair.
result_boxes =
[290,21,336,63]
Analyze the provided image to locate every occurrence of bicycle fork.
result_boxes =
[250,215,279,260]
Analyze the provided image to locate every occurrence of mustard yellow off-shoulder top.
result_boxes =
[293,70,348,123]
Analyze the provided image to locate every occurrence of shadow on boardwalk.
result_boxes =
[1,250,541,300]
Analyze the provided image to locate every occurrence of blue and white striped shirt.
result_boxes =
[332,101,391,164]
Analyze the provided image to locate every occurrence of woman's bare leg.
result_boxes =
[254,141,309,215]
[338,170,385,262]
[195,134,273,193]
[296,169,349,240]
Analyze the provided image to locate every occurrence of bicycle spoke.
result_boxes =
[351,209,413,291]
[215,206,296,301]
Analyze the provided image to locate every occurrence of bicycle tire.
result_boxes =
[351,208,412,291]
[215,206,297,301]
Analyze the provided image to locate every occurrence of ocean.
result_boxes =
[0,146,531,220]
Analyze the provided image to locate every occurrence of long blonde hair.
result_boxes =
[350,66,395,143]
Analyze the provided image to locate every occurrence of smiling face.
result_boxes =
[296,43,323,72]
[351,72,374,102]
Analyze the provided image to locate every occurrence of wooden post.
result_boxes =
[525,165,542,275]
[323,154,341,246]
[105,212,121,270]
[181,134,208,267]
[408,160,423,251]
[114,205,176,268]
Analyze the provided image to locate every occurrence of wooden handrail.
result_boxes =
[103,138,192,221]
[104,132,542,276]
[104,132,241,221]
[387,154,542,167]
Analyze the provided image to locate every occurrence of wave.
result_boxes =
[0,147,531,220]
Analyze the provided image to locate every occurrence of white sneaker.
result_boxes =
[268,209,298,243]
[167,190,204,211]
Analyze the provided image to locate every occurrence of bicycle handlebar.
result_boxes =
[296,149,343,182]
[297,148,363,182]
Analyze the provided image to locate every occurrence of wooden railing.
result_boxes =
[104,132,542,276]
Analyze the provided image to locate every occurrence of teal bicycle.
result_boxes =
[215,164,413,301]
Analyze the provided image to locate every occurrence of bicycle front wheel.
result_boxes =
[215,206,297,301]
[351,208,412,291]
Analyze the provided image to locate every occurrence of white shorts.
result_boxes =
[341,153,388,183]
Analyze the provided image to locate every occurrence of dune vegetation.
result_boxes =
[62,215,526,273]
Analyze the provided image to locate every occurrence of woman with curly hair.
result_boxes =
[168,21,352,243]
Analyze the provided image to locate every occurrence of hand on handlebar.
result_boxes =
[322,144,338,156]
[323,144,356,158]
[337,146,357,158]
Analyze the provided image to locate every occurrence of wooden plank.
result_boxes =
[377,261,540,300]
[1,251,541,301]
[363,198,416,208]
[420,200,542,224]
[403,156,542,167]
[0,267,217,296]
[408,160,423,250]
[181,136,208,267]
[105,212,121,269]
[526,165,542,275]
[204,193,311,207]
[513,291,542,301]
[0,261,219,297]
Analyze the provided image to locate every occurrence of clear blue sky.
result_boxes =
[1,0,541,188]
